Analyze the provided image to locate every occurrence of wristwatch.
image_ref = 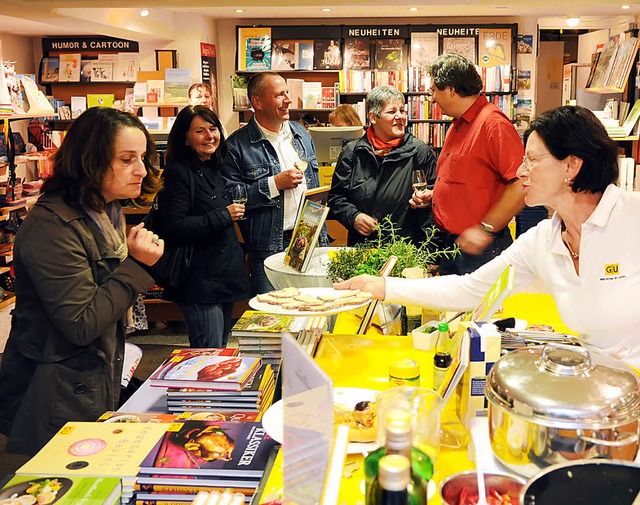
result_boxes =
[480,221,497,236]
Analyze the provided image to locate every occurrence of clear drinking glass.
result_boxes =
[412,169,428,195]
[231,183,248,220]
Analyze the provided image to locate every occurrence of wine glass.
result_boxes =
[412,169,428,195]
[231,183,248,221]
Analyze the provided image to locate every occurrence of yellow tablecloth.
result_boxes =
[259,292,567,504]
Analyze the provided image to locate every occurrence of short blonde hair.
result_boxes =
[329,104,363,127]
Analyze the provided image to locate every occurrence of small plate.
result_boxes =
[261,387,380,454]
[249,287,373,316]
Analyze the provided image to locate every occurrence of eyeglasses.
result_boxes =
[426,87,436,101]
[522,152,554,169]
[379,109,407,118]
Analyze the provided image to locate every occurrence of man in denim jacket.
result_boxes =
[222,72,327,294]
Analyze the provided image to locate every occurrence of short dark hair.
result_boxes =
[429,53,483,97]
[524,105,618,193]
[247,71,281,102]
[43,107,159,211]
[165,105,227,165]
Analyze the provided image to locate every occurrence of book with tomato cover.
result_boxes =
[167,364,274,399]
[0,474,121,505]
[149,352,262,391]
[138,421,278,478]
[284,199,329,272]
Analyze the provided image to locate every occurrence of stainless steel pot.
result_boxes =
[520,459,640,505]
[486,344,640,478]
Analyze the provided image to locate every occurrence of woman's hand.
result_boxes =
[354,213,378,237]
[227,203,245,221]
[409,188,433,208]
[334,274,386,300]
[127,222,164,266]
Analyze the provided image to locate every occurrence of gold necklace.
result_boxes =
[562,229,580,260]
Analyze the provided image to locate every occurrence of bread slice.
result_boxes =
[293,294,323,305]
[270,287,301,299]
[256,293,280,304]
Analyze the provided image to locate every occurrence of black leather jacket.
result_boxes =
[328,132,437,245]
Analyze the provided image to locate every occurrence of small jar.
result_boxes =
[389,359,420,387]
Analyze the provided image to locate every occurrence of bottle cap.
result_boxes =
[438,322,449,332]
[385,409,412,450]
[388,359,420,379]
[378,454,410,491]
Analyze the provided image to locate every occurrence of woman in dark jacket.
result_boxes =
[155,105,249,348]
[328,86,437,246]
[0,107,164,456]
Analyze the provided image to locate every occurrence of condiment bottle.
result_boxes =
[389,359,420,387]
[364,409,431,505]
[433,322,453,393]
[372,454,411,505]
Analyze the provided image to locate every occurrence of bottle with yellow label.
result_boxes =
[388,359,420,387]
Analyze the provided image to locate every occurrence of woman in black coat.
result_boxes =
[155,106,250,348]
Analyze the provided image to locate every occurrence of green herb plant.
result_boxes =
[326,216,460,281]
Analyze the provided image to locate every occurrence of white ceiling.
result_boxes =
[0,0,636,40]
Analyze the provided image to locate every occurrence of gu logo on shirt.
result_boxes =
[604,263,619,276]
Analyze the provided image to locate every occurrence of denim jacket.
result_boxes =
[222,117,327,254]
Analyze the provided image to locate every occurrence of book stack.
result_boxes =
[136,420,278,504]
[231,311,309,365]
[16,421,170,505]
[165,362,277,416]
[295,315,328,356]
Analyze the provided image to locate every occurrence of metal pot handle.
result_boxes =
[541,343,592,375]
[579,432,639,447]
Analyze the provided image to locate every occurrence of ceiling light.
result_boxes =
[409,7,418,11]
[622,5,630,9]
[566,17,580,27]
[321,8,331,12]
[235,9,244,12]
[140,7,149,17]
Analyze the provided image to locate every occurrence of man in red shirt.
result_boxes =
[413,53,525,274]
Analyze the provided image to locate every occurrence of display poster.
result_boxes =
[200,42,218,114]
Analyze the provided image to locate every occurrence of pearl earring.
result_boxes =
[564,177,572,184]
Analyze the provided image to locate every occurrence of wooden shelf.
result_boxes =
[134,102,189,107]
[611,135,639,141]
[4,113,58,121]
[0,267,10,276]
[0,293,15,311]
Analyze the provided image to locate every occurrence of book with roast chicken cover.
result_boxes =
[149,350,261,391]
[138,421,277,478]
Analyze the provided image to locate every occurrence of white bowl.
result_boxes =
[264,246,344,290]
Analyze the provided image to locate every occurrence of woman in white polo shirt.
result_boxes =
[336,105,640,370]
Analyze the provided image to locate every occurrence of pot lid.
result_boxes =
[486,344,640,428]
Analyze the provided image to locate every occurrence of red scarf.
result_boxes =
[367,127,403,156]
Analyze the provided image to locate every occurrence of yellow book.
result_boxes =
[17,421,169,478]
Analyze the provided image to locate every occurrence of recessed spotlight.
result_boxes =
[495,5,509,9]
[622,4,630,8]
[235,9,244,12]
[566,17,580,27]
[321,8,331,12]
[409,7,418,11]
[140,7,149,17]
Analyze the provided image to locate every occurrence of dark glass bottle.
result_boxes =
[364,410,430,505]
[372,454,411,505]
[433,321,453,392]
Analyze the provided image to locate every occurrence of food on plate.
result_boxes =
[457,486,514,505]
[257,288,373,312]
[0,479,64,505]
[196,357,242,381]
[333,400,378,443]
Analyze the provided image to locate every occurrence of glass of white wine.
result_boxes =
[231,183,248,221]
[412,169,428,195]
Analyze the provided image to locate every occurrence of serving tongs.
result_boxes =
[500,329,580,352]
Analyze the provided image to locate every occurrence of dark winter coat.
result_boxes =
[153,157,250,304]
[0,193,154,456]
[328,132,436,246]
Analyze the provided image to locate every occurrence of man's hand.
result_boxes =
[409,189,433,208]
[127,222,164,266]
[334,274,386,300]
[354,213,378,237]
[274,168,304,190]
[455,224,494,255]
